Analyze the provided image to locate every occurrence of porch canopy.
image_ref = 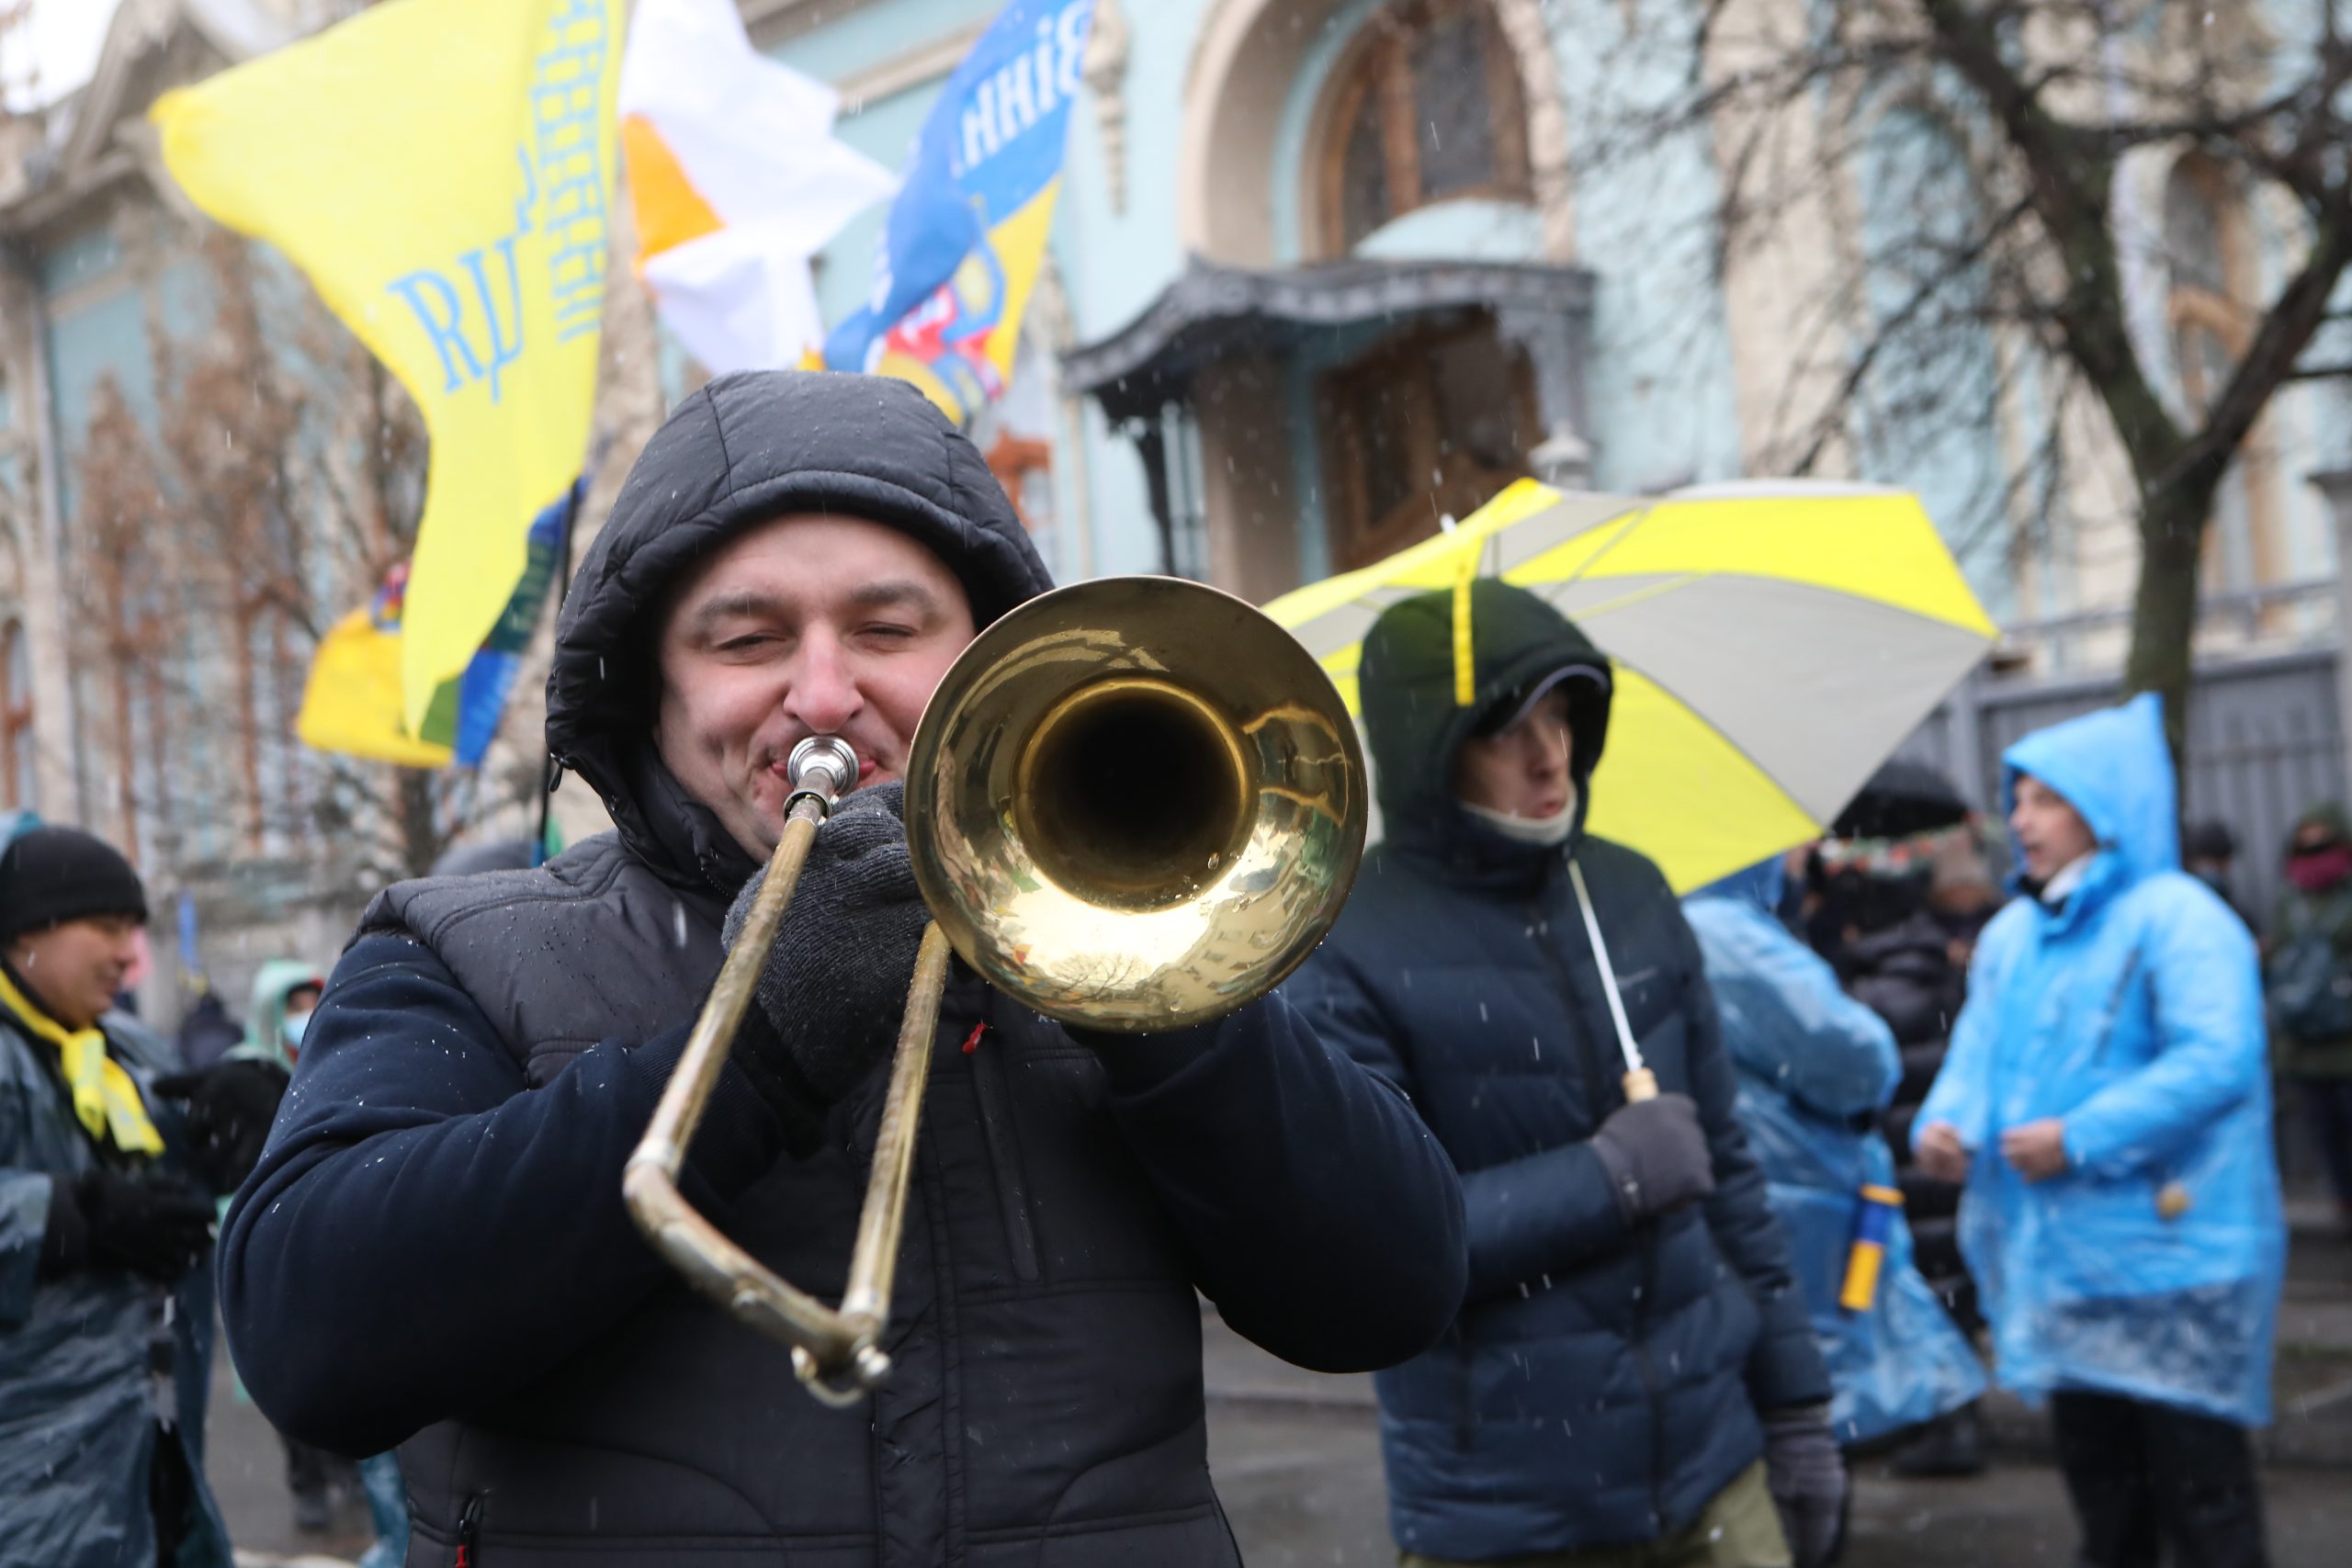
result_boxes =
[1062,255,1594,422]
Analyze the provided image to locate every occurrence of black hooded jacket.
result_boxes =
[217,372,1466,1568]
[1289,581,1826,1559]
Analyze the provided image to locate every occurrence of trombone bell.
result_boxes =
[909,575,1366,1032]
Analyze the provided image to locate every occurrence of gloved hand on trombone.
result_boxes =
[722,781,931,1112]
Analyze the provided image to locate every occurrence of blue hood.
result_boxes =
[2000,692,2177,887]
[1689,857,1787,914]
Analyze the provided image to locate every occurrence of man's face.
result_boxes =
[2294,822,2339,855]
[654,513,978,857]
[2009,773,2096,882]
[9,915,141,1031]
[1453,689,1576,820]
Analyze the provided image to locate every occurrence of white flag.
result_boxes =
[619,0,897,372]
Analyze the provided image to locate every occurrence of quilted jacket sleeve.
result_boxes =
[219,932,793,1456]
[1289,943,1631,1304]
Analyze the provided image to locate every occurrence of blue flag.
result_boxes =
[822,0,1093,421]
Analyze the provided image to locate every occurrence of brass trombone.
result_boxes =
[623,576,1366,1404]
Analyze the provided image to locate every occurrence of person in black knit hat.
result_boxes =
[0,823,152,937]
[0,823,267,1565]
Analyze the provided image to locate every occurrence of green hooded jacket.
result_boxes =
[1290,580,1827,1558]
[1359,578,1614,841]
[231,959,327,1073]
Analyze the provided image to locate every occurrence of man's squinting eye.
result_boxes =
[703,626,788,656]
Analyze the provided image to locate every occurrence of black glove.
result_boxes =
[1763,1405,1848,1568]
[76,1167,216,1284]
[153,1059,291,1194]
[1589,1091,1715,1222]
[723,781,929,1107]
[39,1176,92,1277]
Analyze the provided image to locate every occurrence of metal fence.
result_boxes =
[1896,649,2346,919]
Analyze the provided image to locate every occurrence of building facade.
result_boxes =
[3,0,2349,999]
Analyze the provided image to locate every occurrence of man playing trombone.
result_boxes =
[217,369,1467,1567]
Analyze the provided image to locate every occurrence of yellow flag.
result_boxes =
[153,0,621,732]
[296,605,456,768]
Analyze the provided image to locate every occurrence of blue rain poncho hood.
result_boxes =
[1686,863,1986,1442]
[2000,691,2177,903]
[1691,857,1786,915]
[1920,694,2283,1424]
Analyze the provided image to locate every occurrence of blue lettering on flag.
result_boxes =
[384,0,612,397]
[536,0,612,343]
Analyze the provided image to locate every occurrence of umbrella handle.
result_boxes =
[1569,859,1653,1097]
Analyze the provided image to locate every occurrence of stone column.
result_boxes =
[2304,469,2352,799]
[1498,303,1594,490]
[2310,465,2352,798]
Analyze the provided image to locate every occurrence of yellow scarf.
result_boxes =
[0,965,164,1156]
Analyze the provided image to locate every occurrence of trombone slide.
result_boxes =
[621,739,944,1405]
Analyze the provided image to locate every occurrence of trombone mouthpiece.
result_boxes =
[788,737,859,804]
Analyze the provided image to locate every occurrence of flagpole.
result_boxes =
[534,472,587,869]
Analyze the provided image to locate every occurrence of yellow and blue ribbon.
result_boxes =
[1838,1183,1904,1312]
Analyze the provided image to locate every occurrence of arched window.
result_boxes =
[2165,156,2278,593]
[1,618,33,810]
[1317,1,1531,254]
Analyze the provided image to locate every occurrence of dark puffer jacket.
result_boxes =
[218,370,1467,1567]
[1288,581,1828,1561]
[1843,905,1977,1329]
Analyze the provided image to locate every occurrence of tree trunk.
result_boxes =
[112,655,135,864]
[2121,486,2209,770]
[234,612,264,856]
[145,658,171,867]
[395,766,441,880]
[272,610,303,854]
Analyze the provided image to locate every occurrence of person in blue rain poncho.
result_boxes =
[1684,860,1986,1450]
[1915,694,2281,1568]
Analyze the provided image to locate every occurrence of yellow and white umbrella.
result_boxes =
[1262,478,2000,892]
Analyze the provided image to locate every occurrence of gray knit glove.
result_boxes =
[721,782,929,1104]
[1763,1405,1847,1568]
[1589,1092,1715,1222]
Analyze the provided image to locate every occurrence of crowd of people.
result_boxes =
[0,368,2335,1568]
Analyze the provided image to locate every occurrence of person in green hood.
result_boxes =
[233,960,326,1074]
[1290,581,1842,1568]
[224,958,352,1532]
[2266,801,2352,1232]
